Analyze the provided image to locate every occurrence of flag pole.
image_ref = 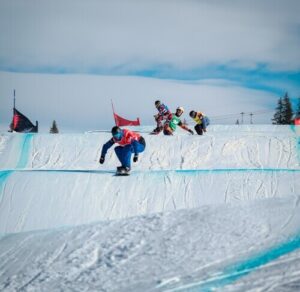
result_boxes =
[111,99,118,126]
[13,89,16,109]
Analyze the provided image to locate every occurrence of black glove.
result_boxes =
[133,154,139,162]
[188,129,194,135]
[99,156,105,164]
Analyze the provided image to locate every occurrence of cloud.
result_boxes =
[0,0,299,73]
[0,1,298,132]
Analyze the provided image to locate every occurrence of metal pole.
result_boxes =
[250,113,253,124]
[240,112,245,124]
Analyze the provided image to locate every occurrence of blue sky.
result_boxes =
[0,0,300,130]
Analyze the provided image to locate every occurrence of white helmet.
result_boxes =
[176,106,184,113]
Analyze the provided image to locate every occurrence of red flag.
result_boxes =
[111,100,140,127]
[113,112,140,127]
[295,118,300,126]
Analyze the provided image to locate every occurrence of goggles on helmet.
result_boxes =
[113,131,123,140]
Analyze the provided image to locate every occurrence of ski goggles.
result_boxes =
[113,131,123,140]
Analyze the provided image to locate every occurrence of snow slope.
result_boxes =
[1,197,300,292]
[0,125,300,291]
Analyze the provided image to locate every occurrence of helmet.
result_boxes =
[176,106,184,113]
[189,110,196,118]
[155,100,161,108]
[176,106,184,117]
[111,126,123,140]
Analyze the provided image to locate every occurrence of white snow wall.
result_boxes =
[0,125,300,233]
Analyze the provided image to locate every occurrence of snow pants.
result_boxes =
[195,117,210,135]
[114,139,145,168]
[155,113,172,130]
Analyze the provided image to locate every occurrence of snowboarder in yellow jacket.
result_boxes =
[189,111,210,135]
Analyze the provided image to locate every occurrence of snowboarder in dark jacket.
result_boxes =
[151,100,172,134]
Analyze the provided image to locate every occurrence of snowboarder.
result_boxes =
[151,100,172,135]
[163,107,194,135]
[189,111,210,135]
[99,126,146,175]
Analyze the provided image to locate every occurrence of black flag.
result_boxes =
[12,108,38,133]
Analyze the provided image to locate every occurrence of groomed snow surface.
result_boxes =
[0,125,300,291]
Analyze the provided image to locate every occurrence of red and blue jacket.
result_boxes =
[157,104,171,117]
[101,129,144,157]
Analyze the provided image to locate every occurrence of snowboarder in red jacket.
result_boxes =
[99,126,146,173]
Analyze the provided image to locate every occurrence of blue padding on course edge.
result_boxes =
[0,170,13,200]
[16,134,34,169]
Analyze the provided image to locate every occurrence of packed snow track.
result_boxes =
[0,125,299,233]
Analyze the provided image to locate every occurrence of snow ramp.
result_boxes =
[0,125,299,233]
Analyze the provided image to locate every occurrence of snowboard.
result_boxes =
[149,131,160,135]
[115,167,130,176]
[149,128,162,135]
[150,126,164,135]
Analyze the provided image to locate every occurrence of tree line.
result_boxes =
[272,93,300,125]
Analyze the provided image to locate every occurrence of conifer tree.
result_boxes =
[272,97,284,124]
[295,97,300,118]
[50,120,59,133]
[281,93,293,124]
[272,93,294,125]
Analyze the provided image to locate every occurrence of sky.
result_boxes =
[0,0,300,131]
